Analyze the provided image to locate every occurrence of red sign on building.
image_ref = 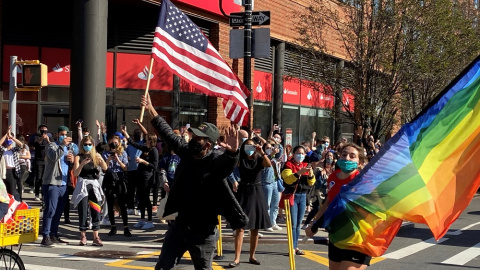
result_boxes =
[41,47,71,86]
[116,53,173,91]
[253,70,272,101]
[2,45,38,83]
[175,0,240,16]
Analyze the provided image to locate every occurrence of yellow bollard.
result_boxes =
[285,199,296,270]
[214,215,225,260]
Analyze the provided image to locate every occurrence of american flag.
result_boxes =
[151,0,250,126]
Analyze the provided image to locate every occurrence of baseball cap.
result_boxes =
[188,122,219,143]
[114,131,125,140]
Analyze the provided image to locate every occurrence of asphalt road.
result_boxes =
[12,191,480,269]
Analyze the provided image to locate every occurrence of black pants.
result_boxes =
[34,160,45,197]
[156,222,218,270]
[63,185,74,221]
[152,172,161,206]
[126,170,138,209]
[104,172,128,227]
[78,183,101,231]
[137,173,153,221]
[4,169,20,201]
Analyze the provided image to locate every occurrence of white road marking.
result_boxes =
[442,242,480,265]
[383,237,449,259]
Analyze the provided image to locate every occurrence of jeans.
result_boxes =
[156,222,219,270]
[42,185,68,237]
[290,192,307,249]
[262,181,280,226]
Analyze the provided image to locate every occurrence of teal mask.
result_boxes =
[59,135,66,143]
[83,145,93,152]
[337,159,358,173]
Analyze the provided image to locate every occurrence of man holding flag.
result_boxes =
[141,0,251,268]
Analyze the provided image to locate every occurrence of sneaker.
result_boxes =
[272,224,282,231]
[40,236,54,247]
[258,233,264,238]
[79,235,87,246]
[124,227,132,237]
[28,190,34,194]
[301,224,309,230]
[50,235,69,245]
[108,226,117,236]
[265,227,274,232]
[133,220,146,228]
[34,196,41,201]
[92,237,103,247]
[101,218,111,226]
[135,209,141,216]
[142,222,154,230]
[127,209,135,215]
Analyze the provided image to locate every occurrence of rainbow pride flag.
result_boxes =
[89,200,102,213]
[324,56,480,257]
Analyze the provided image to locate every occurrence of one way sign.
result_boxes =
[229,11,271,27]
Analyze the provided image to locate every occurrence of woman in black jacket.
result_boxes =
[121,125,159,230]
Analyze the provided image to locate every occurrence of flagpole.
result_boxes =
[140,57,155,122]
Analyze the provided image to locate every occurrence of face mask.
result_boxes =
[337,159,358,173]
[188,139,205,156]
[244,145,256,156]
[59,135,66,143]
[325,158,333,164]
[265,149,272,156]
[109,142,118,149]
[83,133,89,137]
[5,139,13,146]
[83,145,93,152]
[324,142,329,148]
[294,154,305,163]
[241,138,248,143]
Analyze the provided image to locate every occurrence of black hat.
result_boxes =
[188,122,219,143]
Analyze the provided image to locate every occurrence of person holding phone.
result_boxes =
[280,145,316,255]
[40,126,79,247]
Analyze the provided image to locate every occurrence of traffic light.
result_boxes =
[22,64,48,87]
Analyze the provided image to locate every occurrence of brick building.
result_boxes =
[0,0,352,146]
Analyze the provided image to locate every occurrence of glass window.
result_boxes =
[282,105,299,146]
[253,102,272,139]
[40,87,69,102]
[2,103,38,139]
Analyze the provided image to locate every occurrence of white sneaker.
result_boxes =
[134,220,146,228]
[101,218,111,226]
[135,210,141,216]
[141,222,154,230]
[29,190,34,194]
[301,224,309,230]
[265,227,274,232]
[258,233,264,238]
[127,209,135,215]
[34,196,40,201]
[272,224,282,230]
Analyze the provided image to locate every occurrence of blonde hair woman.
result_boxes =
[73,136,108,246]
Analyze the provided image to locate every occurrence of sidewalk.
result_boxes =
[21,187,329,244]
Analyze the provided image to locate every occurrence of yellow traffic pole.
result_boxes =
[214,215,225,260]
[285,200,295,270]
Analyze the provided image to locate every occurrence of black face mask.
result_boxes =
[188,139,205,156]
[109,142,118,149]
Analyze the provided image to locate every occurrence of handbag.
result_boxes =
[157,193,178,221]
[279,181,299,209]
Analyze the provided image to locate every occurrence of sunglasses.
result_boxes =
[84,144,93,146]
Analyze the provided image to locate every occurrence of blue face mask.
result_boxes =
[59,135,66,143]
[244,144,256,156]
[337,159,358,173]
[5,139,13,146]
[324,142,329,148]
[294,154,305,163]
[83,145,93,152]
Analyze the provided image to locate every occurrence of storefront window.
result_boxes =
[282,105,299,146]
[253,102,272,139]
[299,107,334,146]
[40,87,69,102]
[2,103,38,139]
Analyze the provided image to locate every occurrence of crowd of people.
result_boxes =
[0,94,383,270]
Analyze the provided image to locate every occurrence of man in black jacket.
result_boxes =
[141,95,246,270]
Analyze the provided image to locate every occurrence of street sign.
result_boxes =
[229,28,271,59]
[229,11,270,27]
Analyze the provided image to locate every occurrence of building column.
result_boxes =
[273,42,285,127]
[70,0,108,142]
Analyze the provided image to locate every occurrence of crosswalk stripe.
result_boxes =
[23,243,101,251]
[19,251,119,263]
[441,242,480,265]
[382,237,449,259]
[445,221,480,236]
[24,264,77,270]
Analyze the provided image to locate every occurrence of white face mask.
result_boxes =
[265,148,272,156]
